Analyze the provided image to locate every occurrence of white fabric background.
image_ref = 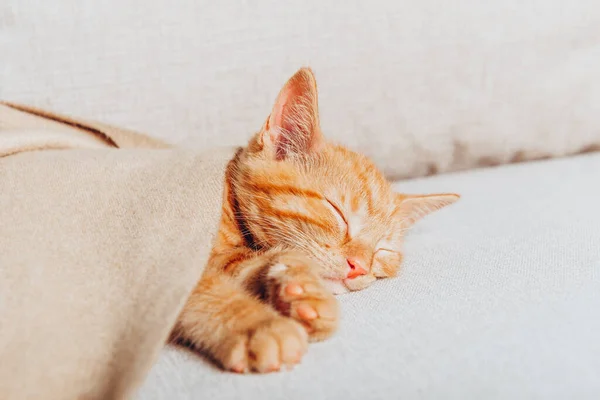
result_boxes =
[2,0,600,178]
[137,153,600,399]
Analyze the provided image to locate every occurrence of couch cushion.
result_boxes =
[136,154,600,399]
[3,0,600,179]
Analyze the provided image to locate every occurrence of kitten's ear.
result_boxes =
[258,67,323,160]
[395,193,460,228]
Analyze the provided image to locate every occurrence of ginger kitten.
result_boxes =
[174,68,459,373]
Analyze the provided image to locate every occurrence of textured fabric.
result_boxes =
[0,105,234,400]
[2,0,600,179]
[136,154,600,399]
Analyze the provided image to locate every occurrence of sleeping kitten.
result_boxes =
[173,68,459,373]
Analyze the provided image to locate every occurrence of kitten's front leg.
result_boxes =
[175,272,308,373]
[261,252,340,342]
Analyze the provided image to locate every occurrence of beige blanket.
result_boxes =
[0,103,235,399]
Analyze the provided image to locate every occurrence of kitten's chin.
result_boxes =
[343,274,377,292]
[322,278,350,295]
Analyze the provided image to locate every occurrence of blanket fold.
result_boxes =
[0,103,234,400]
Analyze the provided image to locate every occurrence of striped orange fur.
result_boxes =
[175,68,460,374]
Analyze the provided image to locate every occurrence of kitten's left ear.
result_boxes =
[395,193,460,228]
[259,67,324,160]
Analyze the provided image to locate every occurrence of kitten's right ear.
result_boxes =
[253,68,324,160]
[394,193,460,228]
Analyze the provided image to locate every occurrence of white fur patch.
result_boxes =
[348,214,363,238]
[281,200,308,215]
[347,202,368,238]
[268,263,289,278]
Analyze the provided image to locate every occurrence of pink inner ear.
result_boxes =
[270,91,298,160]
[266,68,322,160]
[270,86,292,133]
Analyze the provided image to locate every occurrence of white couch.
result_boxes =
[140,154,600,399]
[2,1,599,398]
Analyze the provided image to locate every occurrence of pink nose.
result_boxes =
[346,257,368,279]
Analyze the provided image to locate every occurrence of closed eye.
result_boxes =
[325,198,348,231]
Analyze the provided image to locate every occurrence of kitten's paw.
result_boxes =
[268,254,340,342]
[221,316,308,374]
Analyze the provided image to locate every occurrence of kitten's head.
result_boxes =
[234,68,459,294]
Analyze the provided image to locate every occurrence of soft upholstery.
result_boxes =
[2,0,600,179]
[136,154,600,399]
